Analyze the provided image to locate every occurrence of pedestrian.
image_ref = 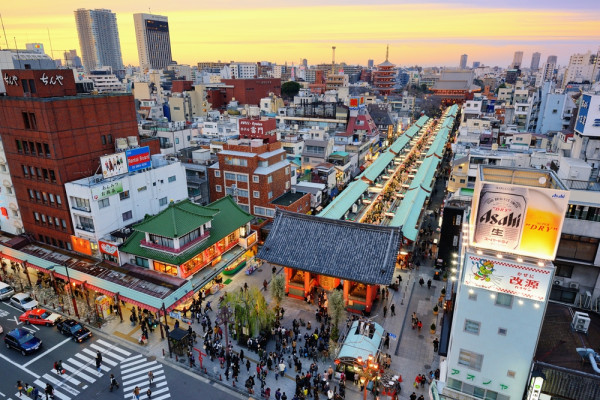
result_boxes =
[410,393,417,400]
[417,395,424,400]
[240,349,245,362]
[419,277,424,287]
[146,388,152,399]
[17,380,23,397]
[383,305,387,318]
[109,374,119,392]
[148,371,154,386]
[132,386,141,400]
[263,279,268,291]
[390,303,396,316]
[44,383,54,400]
[32,387,40,400]
[433,338,439,352]
[246,359,251,372]
[420,374,426,388]
[427,279,432,290]
[96,350,102,372]
[384,333,390,349]
[417,320,423,332]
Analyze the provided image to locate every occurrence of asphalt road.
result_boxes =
[0,299,243,400]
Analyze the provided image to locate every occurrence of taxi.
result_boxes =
[19,308,62,326]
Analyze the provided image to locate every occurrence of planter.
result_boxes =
[223,260,246,276]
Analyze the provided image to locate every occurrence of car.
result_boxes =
[4,328,42,355]
[9,293,38,311]
[0,282,15,300]
[56,319,92,343]
[0,324,3,334]
[19,308,62,326]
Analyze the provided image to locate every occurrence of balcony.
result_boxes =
[140,230,210,254]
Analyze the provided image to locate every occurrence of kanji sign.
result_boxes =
[463,253,552,301]
[3,73,18,86]
[91,181,123,201]
[40,73,64,86]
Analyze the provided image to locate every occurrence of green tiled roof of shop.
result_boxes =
[120,196,253,265]
[318,180,369,220]
[363,152,395,182]
[134,200,217,238]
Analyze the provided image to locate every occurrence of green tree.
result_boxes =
[281,81,301,99]
[226,287,275,341]
[270,273,286,308]
[328,289,346,341]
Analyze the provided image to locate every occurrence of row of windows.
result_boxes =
[21,113,38,130]
[463,318,507,337]
[446,377,509,400]
[33,212,68,230]
[557,234,598,263]
[100,134,114,145]
[254,206,275,217]
[565,204,600,222]
[22,164,57,182]
[16,139,50,157]
[28,189,62,207]
[38,234,72,251]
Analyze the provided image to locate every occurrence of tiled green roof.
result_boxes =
[134,199,218,238]
[120,196,253,265]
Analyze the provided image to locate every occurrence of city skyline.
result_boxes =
[1,0,599,68]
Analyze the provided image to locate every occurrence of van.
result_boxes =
[0,282,15,300]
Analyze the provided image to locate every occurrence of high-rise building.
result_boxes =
[511,51,524,68]
[562,50,600,88]
[472,61,481,69]
[74,9,124,74]
[460,54,468,69]
[542,55,558,82]
[134,13,173,71]
[530,52,541,71]
[367,59,374,69]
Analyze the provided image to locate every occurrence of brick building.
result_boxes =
[238,117,278,144]
[221,78,281,106]
[208,140,309,218]
[0,69,158,250]
[171,80,193,93]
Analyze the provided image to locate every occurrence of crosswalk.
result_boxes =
[119,354,171,400]
[10,339,131,400]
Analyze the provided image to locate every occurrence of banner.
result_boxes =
[101,153,128,179]
[126,146,151,172]
[91,181,123,201]
[463,253,552,301]
[99,240,118,257]
[71,235,92,256]
[470,181,569,260]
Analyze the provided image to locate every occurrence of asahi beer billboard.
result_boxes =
[463,253,552,301]
[470,181,569,260]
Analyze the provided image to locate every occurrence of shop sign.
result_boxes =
[99,240,119,257]
[125,146,151,172]
[71,235,92,256]
[91,181,123,201]
[101,152,128,179]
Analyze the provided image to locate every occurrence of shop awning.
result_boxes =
[337,320,384,364]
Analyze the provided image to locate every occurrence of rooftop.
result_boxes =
[133,199,218,238]
[271,191,306,206]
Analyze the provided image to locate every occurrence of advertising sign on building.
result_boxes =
[470,181,569,260]
[71,235,93,256]
[98,240,120,264]
[125,146,151,172]
[101,153,128,179]
[575,94,590,135]
[239,118,277,142]
[463,253,552,301]
[91,181,123,201]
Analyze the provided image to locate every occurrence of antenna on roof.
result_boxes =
[0,13,9,50]
[47,28,54,60]
[13,37,21,67]
[385,44,389,62]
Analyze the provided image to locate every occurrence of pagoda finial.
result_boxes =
[385,44,389,62]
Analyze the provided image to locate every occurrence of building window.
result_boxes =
[495,293,513,308]
[61,219,67,229]
[254,206,275,217]
[33,212,40,222]
[153,261,178,276]
[101,135,107,145]
[159,197,168,206]
[135,257,149,269]
[78,216,94,232]
[236,174,248,182]
[464,319,481,335]
[119,190,130,200]
[40,214,46,223]
[98,198,110,209]
[108,134,113,143]
[214,170,220,177]
[71,197,90,211]
[253,175,259,183]
[44,143,50,157]
[285,182,290,189]
[237,189,249,198]
[557,234,598,263]
[168,175,176,183]
[36,142,43,155]
[49,193,55,204]
[122,210,133,221]
[16,140,23,153]
[22,112,30,129]
[22,165,28,176]
[267,175,273,183]
[268,191,273,199]
[49,170,56,183]
[238,204,250,212]
[498,327,508,336]
[225,172,236,181]
[56,195,62,205]
[458,349,483,371]
[216,185,222,192]
[138,186,147,192]
[253,191,260,198]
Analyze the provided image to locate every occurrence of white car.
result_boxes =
[0,282,15,300]
[10,293,38,311]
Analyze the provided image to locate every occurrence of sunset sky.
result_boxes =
[2,0,599,68]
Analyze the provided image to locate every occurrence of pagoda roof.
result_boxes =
[377,60,395,68]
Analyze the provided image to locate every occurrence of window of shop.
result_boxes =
[557,234,598,263]
[149,234,174,249]
[495,293,513,308]
[153,261,178,276]
[458,349,483,371]
[554,263,574,278]
[135,257,149,268]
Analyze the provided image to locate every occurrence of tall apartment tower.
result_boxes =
[511,51,524,68]
[542,55,558,82]
[530,52,541,71]
[0,69,139,249]
[460,54,468,69]
[562,50,600,88]
[134,13,173,71]
[74,9,124,73]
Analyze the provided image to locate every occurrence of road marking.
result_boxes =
[124,379,167,393]
[42,373,80,396]
[81,348,117,367]
[97,339,131,356]
[51,369,82,386]
[21,326,36,333]
[23,338,71,367]
[121,360,157,375]
[66,357,103,377]
[74,353,111,372]
[11,316,22,325]
[143,393,171,400]
[33,379,70,400]
[122,370,165,388]
[137,386,170,400]
[89,343,125,361]
[0,350,40,378]
[121,364,164,381]
[119,356,146,369]
[61,363,95,383]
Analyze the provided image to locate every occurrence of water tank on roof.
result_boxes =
[127,136,139,147]
[116,138,128,151]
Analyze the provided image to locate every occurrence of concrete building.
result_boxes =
[0,50,56,93]
[511,50,524,68]
[134,13,173,71]
[75,8,124,74]
[65,155,187,259]
[0,137,24,235]
[563,50,600,88]
[460,54,468,69]
[530,52,541,71]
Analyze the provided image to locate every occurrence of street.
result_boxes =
[0,300,242,400]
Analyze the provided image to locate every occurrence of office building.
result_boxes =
[134,13,173,70]
[472,61,480,69]
[530,52,541,71]
[511,51,524,68]
[367,59,374,69]
[542,55,558,82]
[460,54,468,69]
[74,8,124,73]
[562,50,600,88]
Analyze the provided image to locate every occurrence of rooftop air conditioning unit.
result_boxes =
[572,311,591,334]
[553,278,564,286]
[569,282,580,290]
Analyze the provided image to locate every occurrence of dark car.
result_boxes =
[56,319,92,343]
[4,328,42,355]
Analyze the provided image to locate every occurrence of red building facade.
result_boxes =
[221,78,281,106]
[238,118,277,143]
[0,69,140,249]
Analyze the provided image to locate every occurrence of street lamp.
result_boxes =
[355,354,380,400]
[47,265,79,318]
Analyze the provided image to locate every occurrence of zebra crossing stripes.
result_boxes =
[120,354,171,400]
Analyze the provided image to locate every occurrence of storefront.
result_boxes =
[335,320,384,381]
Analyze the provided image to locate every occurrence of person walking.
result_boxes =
[419,277,424,287]
[433,338,439,352]
[148,371,154,386]
[17,380,24,397]
[132,386,141,400]
[427,279,432,290]
[109,374,119,392]
[44,383,54,400]
[383,306,387,318]
[263,279,268,291]
[96,350,102,372]
[390,303,396,316]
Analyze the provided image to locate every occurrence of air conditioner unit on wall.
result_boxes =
[572,311,591,334]
[569,282,580,290]
[553,278,564,286]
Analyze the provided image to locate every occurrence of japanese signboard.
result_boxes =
[125,146,151,172]
[238,118,277,139]
[101,153,128,179]
[470,180,569,260]
[463,253,552,301]
[98,240,119,257]
[71,235,93,256]
[575,94,590,134]
[91,181,123,201]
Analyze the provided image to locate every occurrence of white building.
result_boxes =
[228,62,258,79]
[65,155,188,260]
[563,50,600,88]
[0,137,24,235]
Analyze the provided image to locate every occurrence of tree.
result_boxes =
[226,287,275,341]
[270,273,286,308]
[281,81,301,99]
[328,289,346,341]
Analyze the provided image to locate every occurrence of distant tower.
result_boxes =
[542,55,557,82]
[460,54,468,69]
[530,52,541,71]
[511,51,524,69]
[372,45,396,97]
[134,13,173,70]
[75,8,124,73]
[331,46,336,75]
[302,58,308,68]
[368,59,374,68]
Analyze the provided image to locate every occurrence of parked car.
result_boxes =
[56,319,92,343]
[0,282,15,300]
[4,328,42,355]
[19,308,62,326]
[10,293,38,311]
